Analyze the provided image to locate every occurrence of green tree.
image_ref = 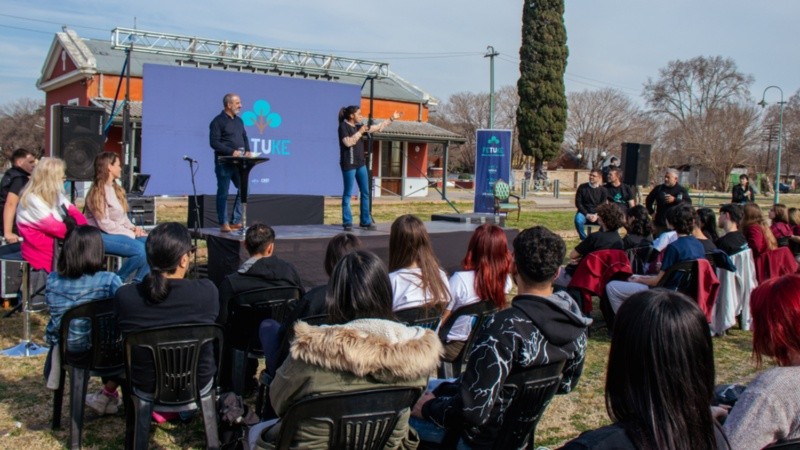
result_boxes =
[516,0,568,173]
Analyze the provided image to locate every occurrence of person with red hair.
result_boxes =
[723,274,800,448]
[441,224,512,359]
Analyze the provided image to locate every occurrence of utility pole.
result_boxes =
[484,45,499,128]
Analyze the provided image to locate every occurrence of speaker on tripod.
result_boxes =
[52,105,106,181]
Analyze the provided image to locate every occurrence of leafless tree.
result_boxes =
[0,98,45,166]
[643,56,759,191]
[565,88,644,169]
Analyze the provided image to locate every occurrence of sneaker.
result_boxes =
[343,224,353,232]
[105,395,122,414]
[229,223,243,230]
[85,391,112,415]
[360,223,377,231]
[220,224,232,232]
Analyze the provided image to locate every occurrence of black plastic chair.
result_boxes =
[626,245,656,275]
[123,324,224,450]
[226,286,302,395]
[259,387,422,450]
[51,298,125,450]
[430,360,566,450]
[395,306,442,330]
[436,302,497,378]
[766,438,800,449]
[656,260,697,295]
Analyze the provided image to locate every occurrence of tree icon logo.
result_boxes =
[488,136,500,145]
[242,100,282,135]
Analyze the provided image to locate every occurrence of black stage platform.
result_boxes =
[199,221,519,289]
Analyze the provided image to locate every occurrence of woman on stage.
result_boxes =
[337,106,401,231]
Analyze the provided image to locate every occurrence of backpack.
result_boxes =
[218,392,260,450]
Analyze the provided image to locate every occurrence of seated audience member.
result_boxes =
[16,157,87,271]
[1,148,36,246]
[789,207,800,236]
[388,214,450,313]
[115,223,218,405]
[442,224,512,360]
[84,152,149,283]
[43,226,123,414]
[741,203,778,260]
[621,205,653,250]
[557,203,625,286]
[769,203,797,247]
[645,168,691,236]
[604,167,635,213]
[574,169,607,240]
[251,250,441,449]
[560,289,729,450]
[217,223,302,391]
[606,204,704,313]
[731,174,756,204]
[723,274,800,449]
[289,232,361,321]
[693,208,719,253]
[410,226,591,448]
[715,204,749,256]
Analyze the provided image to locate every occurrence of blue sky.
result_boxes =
[1,0,797,107]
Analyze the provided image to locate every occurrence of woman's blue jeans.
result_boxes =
[101,234,149,283]
[341,165,372,227]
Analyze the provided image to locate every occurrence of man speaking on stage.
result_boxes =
[210,93,251,232]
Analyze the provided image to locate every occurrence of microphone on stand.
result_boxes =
[183,155,197,163]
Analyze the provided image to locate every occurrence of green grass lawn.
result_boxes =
[0,196,766,449]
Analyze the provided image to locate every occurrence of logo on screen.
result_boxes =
[481,135,504,157]
[242,99,291,156]
[242,100,282,134]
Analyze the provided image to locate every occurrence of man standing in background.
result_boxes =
[210,93,251,232]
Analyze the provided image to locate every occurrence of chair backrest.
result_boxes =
[124,324,223,405]
[493,360,566,449]
[394,306,442,330]
[273,387,422,450]
[229,286,302,349]
[437,302,497,364]
[657,260,697,295]
[59,298,123,372]
[493,180,510,201]
[765,438,800,449]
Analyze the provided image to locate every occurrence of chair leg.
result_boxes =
[69,367,90,450]
[231,348,246,395]
[52,369,66,430]
[132,397,154,450]
[121,384,134,450]
[200,392,220,449]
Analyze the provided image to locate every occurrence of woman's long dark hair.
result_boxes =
[606,289,717,450]
[696,207,719,241]
[142,222,193,304]
[57,225,105,279]
[326,250,394,324]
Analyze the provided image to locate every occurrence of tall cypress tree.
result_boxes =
[516,0,568,172]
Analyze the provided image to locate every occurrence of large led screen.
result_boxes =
[142,64,361,196]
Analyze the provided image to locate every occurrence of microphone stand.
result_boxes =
[186,158,201,279]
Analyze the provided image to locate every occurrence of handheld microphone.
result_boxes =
[183,155,196,163]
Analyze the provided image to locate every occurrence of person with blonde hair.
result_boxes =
[388,215,450,312]
[741,203,777,259]
[16,157,87,271]
[84,152,149,282]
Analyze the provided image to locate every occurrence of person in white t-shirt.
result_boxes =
[442,224,512,359]
[388,215,450,313]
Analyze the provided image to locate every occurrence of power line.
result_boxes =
[0,13,109,32]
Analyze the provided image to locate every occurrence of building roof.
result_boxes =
[372,120,466,144]
[91,98,142,122]
[39,29,439,105]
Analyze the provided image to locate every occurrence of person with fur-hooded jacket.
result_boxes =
[252,250,443,450]
[411,226,592,449]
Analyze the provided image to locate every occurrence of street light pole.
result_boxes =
[758,86,785,204]
[484,45,499,128]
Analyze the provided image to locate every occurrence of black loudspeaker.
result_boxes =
[53,105,106,181]
[620,142,652,186]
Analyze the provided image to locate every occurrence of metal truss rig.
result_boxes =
[110,27,389,78]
